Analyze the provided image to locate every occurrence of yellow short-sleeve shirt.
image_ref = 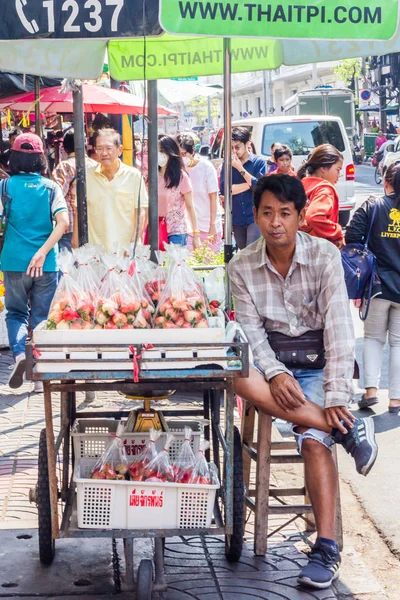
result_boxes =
[86,160,148,252]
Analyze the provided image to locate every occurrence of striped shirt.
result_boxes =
[228,232,354,409]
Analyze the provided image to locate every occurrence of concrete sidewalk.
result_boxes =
[0,348,387,599]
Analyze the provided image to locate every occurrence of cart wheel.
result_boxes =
[225,426,244,563]
[37,428,55,565]
[136,559,153,600]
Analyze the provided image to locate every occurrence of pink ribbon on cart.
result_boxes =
[128,345,141,383]
[32,344,42,359]
[128,344,155,382]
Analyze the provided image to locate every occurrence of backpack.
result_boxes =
[0,177,56,253]
[341,202,378,321]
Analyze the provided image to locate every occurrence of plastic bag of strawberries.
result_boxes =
[144,250,167,306]
[119,257,155,329]
[154,245,209,329]
[128,428,161,481]
[46,251,95,331]
[95,254,153,330]
[91,422,129,480]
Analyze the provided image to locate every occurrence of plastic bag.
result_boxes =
[119,257,155,329]
[142,433,175,482]
[172,427,195,483]
[73,246,100,301]
[46,251,94,330]
[89,244,107,281]
[95,254,152,329]
[144,251,167,306]
[128,428,161,481]
[204,267,225,314]
[129,244,156,286]
[91,422,129,480]
[154,245,209,329]
[189,440,211,484]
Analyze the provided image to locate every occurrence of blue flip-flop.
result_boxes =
[358,394,378,409]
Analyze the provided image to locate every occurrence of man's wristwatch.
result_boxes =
[240,169,246,177]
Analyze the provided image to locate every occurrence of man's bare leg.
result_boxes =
[236,368,337,539]
[301,438,337,540]
[235,367,331,433]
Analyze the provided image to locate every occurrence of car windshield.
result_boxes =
[261,121,345,156]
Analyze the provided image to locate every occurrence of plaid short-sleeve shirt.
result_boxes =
[228,232,355,409]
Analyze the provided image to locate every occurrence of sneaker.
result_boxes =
[33,381,44,393]
[332,417,377,476]
[297,538,341,589]
[8,354,27,389]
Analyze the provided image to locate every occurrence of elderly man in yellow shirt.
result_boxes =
[73,128,148,252]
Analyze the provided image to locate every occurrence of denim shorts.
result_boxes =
[254,363,334,455]
[168,234,188,246]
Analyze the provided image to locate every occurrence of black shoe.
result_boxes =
[297,538,341,589]
[332,417,377,476]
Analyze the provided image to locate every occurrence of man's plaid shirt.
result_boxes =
[228,232,355,408]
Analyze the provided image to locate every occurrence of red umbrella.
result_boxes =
[0,83,177,116]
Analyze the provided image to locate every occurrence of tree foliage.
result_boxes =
[187,95,220,123]
[333,58,362,92]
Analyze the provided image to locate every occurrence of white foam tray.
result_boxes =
[33,320,225,346]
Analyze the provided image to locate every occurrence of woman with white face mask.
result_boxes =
[178,134,222,253]
[157,135,200,248]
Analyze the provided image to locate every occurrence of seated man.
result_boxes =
[228,174,378,590]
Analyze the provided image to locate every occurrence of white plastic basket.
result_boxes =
[71,418,202,463]
[74,458,219,530]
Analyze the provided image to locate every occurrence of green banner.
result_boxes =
[109,35,282,81]
[160,1,398,40]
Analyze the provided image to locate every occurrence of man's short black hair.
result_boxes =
[232,126,251,145]
[253,174,307,213]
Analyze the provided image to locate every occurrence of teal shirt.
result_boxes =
[0,173,67,272]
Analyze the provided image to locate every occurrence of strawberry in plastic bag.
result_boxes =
[144,251,167,306]
[189,440,211,484]
[73,246,100,322]
[172,427,195,483]
[91,422,129,480]
[119,257,155,329]
[142,433,175,483]
[128,428,161,481]
[154,245,209,329]
[46,251,94,330]
[95,254,152,329]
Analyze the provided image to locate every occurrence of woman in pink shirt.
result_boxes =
[158,135,200,248]
[375,129,387,153]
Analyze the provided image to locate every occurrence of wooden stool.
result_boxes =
[241,401,343,555]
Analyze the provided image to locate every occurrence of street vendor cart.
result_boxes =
[26,325,248,597]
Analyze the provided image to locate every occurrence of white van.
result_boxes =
[210,116,355,226]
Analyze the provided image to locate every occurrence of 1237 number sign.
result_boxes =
[5,0,161,39]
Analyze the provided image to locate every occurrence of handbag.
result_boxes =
[143,216,169,250]
[268,330,326,370]
[341,202,378,321]
[0,178,11,254]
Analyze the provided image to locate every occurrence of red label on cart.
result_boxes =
[129,489,164,508]
[123,439,146,456]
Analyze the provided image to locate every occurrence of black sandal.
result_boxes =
[358,393,378,409]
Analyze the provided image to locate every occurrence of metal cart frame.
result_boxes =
[26,337,248,595]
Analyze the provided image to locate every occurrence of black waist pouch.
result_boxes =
[268,330,326,370]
